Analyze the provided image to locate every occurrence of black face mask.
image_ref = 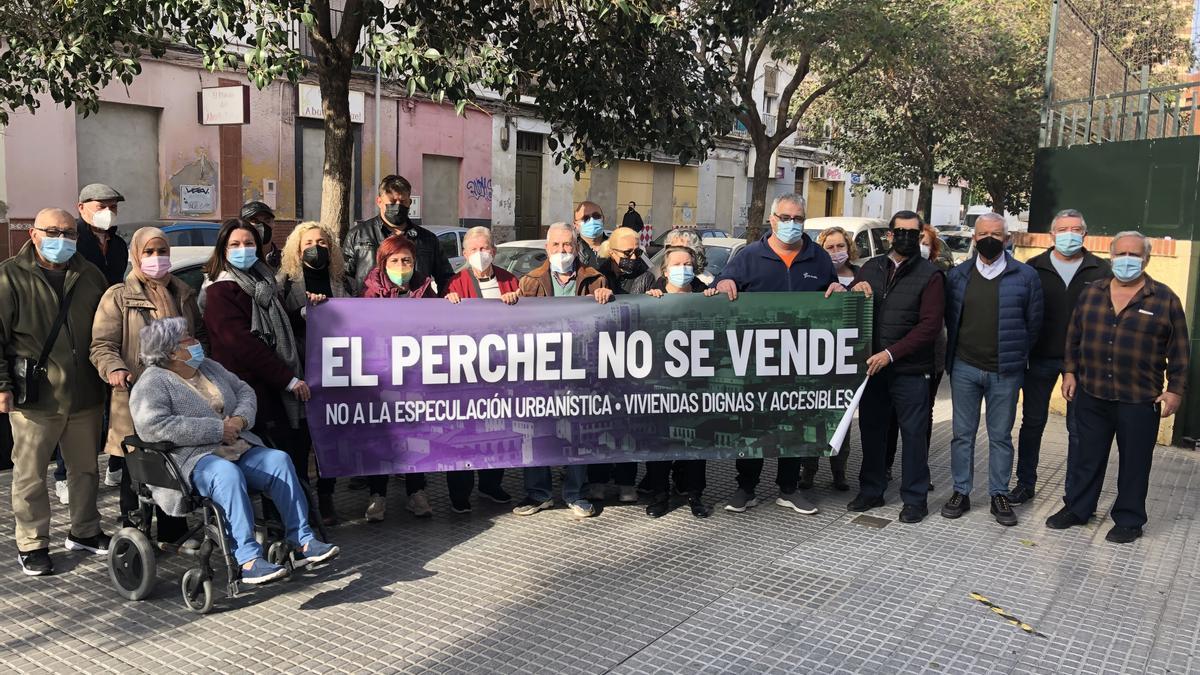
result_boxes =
[975,236,1005,260]
[302,245,329,270]
[384,203,409,226]
[891,229,920,257]
[618,257,647,277]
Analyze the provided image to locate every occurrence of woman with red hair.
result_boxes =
[359,235,435,522]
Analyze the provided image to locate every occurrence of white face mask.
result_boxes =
[468,250,494,274]
[549,252,575,274]
[920,243,931,260]
[92,208,116,230]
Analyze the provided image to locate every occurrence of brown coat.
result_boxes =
[90,274,207,456]
[518,260,608,298]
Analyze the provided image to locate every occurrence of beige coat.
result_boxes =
[90,274,207,456]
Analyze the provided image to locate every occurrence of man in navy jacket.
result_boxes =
[940,213,1043,527]
[714,193,850,517]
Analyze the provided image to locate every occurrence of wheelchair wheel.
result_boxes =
[108,527,157,601]
[267,541,289,567]
[181,568,215,614]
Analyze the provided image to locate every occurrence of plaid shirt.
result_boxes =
[1065,275,1189,403]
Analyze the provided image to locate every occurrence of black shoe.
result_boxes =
[347,476,369,490]
[847,494,884,512]
[1105,525,1143,544]
[1007,484,1035,505]
[990,495,1018,526]
[65,531,111,555]
[941,492,971,519]
[831,470,849,492]
[688,494,711,518]
[645,500,670,518]
[450,497,472,514]
[1045,507,1086,530]
[478,487,513,504]
[17,548,52,576]
[899,504,928,523]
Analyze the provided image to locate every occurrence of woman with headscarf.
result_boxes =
[278,221,347,524]
[359,235,436,522]
[200,219,312,487]
[90,226,207,546]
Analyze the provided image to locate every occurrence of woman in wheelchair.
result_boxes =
[129,317,338,585]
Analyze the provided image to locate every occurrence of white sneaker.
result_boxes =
[586,484,606,501]
[406,490,433,517]
[104,467,122,488]
[618,485,638,503]
[365,496,387,522]
[55,480,69,505]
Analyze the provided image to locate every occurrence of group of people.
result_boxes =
[0,176,1186,585]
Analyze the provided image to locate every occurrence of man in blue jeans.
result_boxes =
[1011,209,1109,505]
[941,213,1043,526]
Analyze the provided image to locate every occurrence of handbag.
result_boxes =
[11,283,75,406]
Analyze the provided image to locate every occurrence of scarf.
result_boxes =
[129,227,180,318]
[223,262,304,427]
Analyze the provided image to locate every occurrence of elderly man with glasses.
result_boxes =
[0,208,111,576]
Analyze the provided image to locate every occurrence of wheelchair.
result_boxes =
[108,435,330,614]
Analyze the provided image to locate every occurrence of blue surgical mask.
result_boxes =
[581,218,604,239]
[39,237,77,264]
[776,219,804,244]
[1054,232,1084,257]
[1111,256,1143,282]
[667,264,695,288]
[184,344,205,369]
[226,247,258,271]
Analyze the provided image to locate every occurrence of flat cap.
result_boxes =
[78,183,125,203]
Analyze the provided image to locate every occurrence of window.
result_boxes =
[871,228,891,256]
[854,230,872,258]
[438,232,460,260]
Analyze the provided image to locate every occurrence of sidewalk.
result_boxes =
[0,389,1195,674]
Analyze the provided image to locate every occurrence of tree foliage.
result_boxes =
[0,0,737,231]
[1072,0,1194,73]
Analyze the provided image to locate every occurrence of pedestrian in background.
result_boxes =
[360,235,437,521]
[514,222,612,519]
[240,201,283,269]
[1049,231,1187,544]
[278,221,348,524]
[941,213,1042,527]
[622,201,645,234]
[0,208,110,576]
[91,226,204,546]
[1011,209,1109,506]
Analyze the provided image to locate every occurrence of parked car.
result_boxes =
[940,230,975,266]
[648,237,747,285]
[493,240,548,278]
[117,221,222,247]
[425,225,469,271]
[645,227,729,256]
[803,217,891,260]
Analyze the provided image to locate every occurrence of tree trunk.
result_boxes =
[916,157,935,224]
[318,60,354,240]
[746,142,774,241]
[988,188,1007,216]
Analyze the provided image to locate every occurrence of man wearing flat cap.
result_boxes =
[75,183,127,287]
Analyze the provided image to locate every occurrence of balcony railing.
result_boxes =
[1042,80,1200,147]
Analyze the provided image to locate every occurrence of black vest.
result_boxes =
[858,255,939,375]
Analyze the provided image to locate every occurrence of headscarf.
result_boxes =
[129,226,180,318]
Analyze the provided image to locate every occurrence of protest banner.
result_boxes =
[307,292,872,476]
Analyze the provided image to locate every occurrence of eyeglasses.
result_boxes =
[580,212,603,221]
[773,213,804,222]
[613,247,643,259]
[34,227,78,240]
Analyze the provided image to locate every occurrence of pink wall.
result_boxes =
[396,100,492,222]
[4,105,78,221]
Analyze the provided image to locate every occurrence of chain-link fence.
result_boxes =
[1042,0,1197,147]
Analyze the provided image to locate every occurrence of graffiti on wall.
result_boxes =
[466,176,493,201]
[163,147,218,217]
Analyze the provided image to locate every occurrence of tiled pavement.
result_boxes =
[0,386,1197,674]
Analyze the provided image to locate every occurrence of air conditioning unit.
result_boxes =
[811,165,829,181]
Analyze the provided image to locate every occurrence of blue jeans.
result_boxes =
[191,446,315,565]
[1016,357,1077,490]
[523,465,588,505]
[949,360,1023,496]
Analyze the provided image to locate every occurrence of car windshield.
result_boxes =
[165,228,219,247]
[494,246,547,277]
[649,244,735,278]
[943,235,973,253]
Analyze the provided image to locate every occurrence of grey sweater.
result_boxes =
[129,360,264,516]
